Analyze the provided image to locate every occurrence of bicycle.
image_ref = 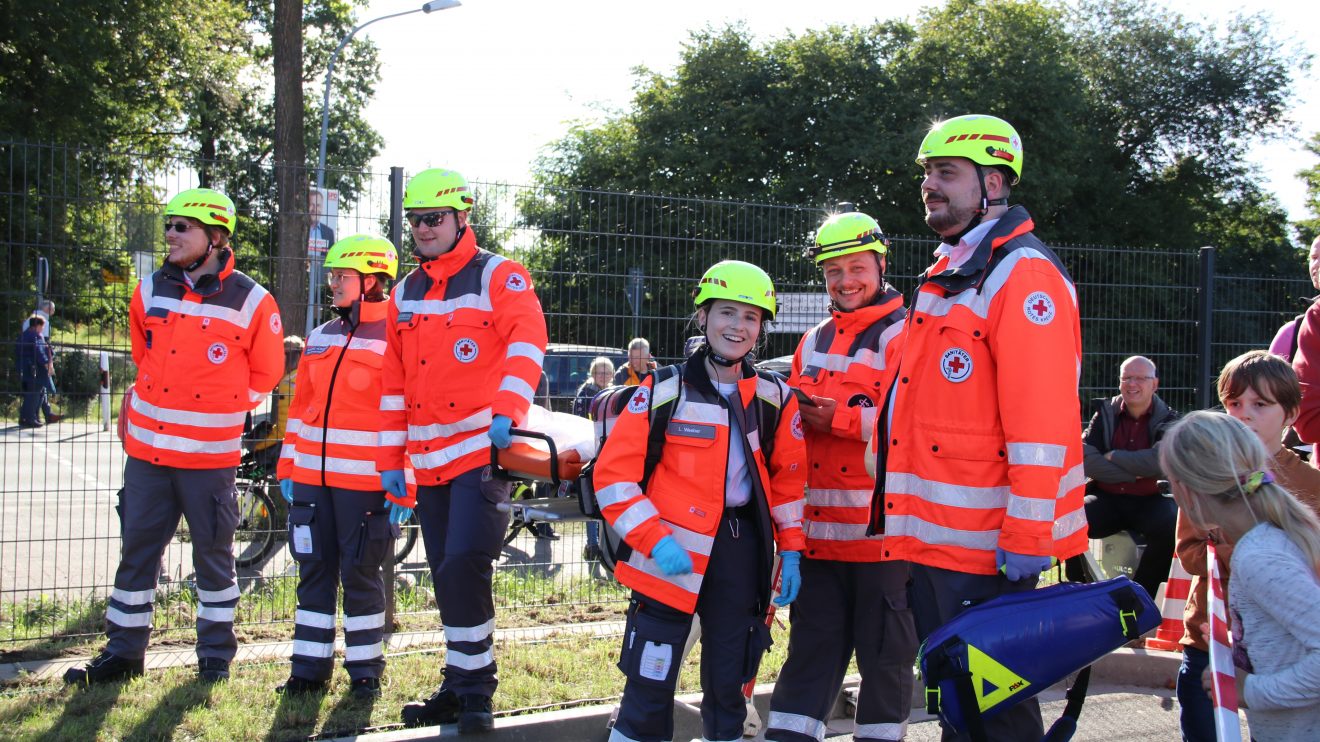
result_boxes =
[392,510,421,565]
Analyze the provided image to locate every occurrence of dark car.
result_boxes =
[540,343,626,412]
[754,354,793,380]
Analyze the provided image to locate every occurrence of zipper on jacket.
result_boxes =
[318,315,357,487]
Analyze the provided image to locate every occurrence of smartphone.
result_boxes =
[791,387,817,407]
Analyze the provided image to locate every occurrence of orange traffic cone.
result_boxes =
[1144,554,1192,651]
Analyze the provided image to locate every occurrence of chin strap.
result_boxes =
[942,164,1008,246]
[694,330,746,367]
[333,299,362,328]
[183,243,215,272]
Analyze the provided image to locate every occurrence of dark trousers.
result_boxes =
[1083,492,1178,599]
[613,510,768,742]
[287,483,391,682]
[767,559,917,741]
[19,374,42,424]
[1177,646,1217,742]
[909,563,1043,742]
[414,466,510,698]
[107,457,239,661]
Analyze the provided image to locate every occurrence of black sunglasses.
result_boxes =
[406,210,454,228]
[163,221,198,234]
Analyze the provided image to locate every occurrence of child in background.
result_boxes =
[1162,411,1320,741]
[1175,351,1320,740]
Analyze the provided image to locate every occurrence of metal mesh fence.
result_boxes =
[0,140,1309,658]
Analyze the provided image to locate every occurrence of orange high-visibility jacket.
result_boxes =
[375,229,548,485]
[789,287,905,562]
[278,300,394,497]
[124,253,285,469]
[592,356,808,613]
[876,206,1087,575]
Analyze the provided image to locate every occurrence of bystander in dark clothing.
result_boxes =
[16,317,53,428]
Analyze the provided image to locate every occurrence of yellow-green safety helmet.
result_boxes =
[323,235,399,279]
[403,168,474,211]
[916,114,1023,184]
[808,211,889,264]
[693,260,777,321]
[165,187,237,234]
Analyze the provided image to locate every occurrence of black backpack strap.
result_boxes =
[925,636,990,742]
[640,365,680,490]
[1290,312,1305,363]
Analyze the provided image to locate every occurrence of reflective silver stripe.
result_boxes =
[307,332,387,355]
[665,520,716,556]
[131,394,247,428]
[396,293,489,317]
[292,639,335,658]
[112,587,155,606]
[1007,442,1066,468]
[746,430,761,454]
[771,499,805,526]
[409,409,493,441]
[607,729,644,742]
[344,612,386,632]
[506,342,545,365]
[498,376,535,403]
[248,388,267,404]
[279,443,295,461]
[380,395,405,411]
[412,433,490,470]
[678,401,724,425]
[348,336,386,354]
[345,642,383,662]
[149,283,267,329]
[297,425,378,446]
[1053,506,1088,540]
[1006,494,1055,523]
[653,375,681,405]
[197,585,239,603]
[807,521,877,541]
[444,618,495,643]
[126,422,241,455]
[859,407,878,441]
[139,273,156,313]
[767,711,826,741]
[885,472,1009,510]
[1056,462,1087,498]
[377,430,407,446]
[805,350,851,373]
[292,452,378,476]
[286,419,302,435]
[446,648,495,670]
[884,515,998,551]
[625,549,703,594]
[197,605,235,623]
[611,499,661,539]
[756,376,784,407]
[296,609,336,630]
[596,482,643,509]
[855,720,907,740]
[915,247,1076,320]
[107,606,153,628]
[806,488,873,508]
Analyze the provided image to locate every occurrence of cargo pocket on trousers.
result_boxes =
[355,511,394,566]
[618,601,689,690]
[287,502,321,561]
[881,588,918,657]
[740,619,773,684]
[478,466,512,506]
[212,487,240,547]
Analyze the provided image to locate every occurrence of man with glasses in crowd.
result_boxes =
[377,168,547,734]
[1074,355,1180,600]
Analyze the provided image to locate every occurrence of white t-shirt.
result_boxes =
[716,380,752,508]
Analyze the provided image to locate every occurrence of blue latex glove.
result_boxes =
[380,469,407,502]
[774,551,802,606]
[278,479,293,504]
[650,536,693,576]
[489,415,514,449]
[996,547,1053,582]
[386,499,414,526]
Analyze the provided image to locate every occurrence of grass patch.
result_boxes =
[0,621,813,741]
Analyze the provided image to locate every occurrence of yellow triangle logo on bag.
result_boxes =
[966,644,1031,711]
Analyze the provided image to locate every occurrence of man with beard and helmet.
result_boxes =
[275,235,400,700]
[66,187,284,686]
[766,209,916,742]
[380,168,547,734]
[871,115,1087,740]
[594,260,807,742]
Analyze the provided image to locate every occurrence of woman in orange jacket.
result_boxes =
[593,260,808,742]
[275,235,403,699]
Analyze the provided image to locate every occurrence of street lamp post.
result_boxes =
[306,0,462,335]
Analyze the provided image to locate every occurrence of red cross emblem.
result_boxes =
[1023,291,1056,326]
[505,273,527,292]
[207,342,229,365]
[454,337,479,363]
[940,347,972,383]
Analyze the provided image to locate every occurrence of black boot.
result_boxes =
[62,651,144,686]
[276,675,328,695]
[401,687,461,727]
[351,677,381,700]
[198,657,230,682]
[458,694,494,734]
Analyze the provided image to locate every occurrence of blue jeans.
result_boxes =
[1177,646,1216,742]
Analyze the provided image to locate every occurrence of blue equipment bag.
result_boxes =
[919,575,1158,742]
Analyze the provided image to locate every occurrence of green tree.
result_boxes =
[1297,132,1320,245]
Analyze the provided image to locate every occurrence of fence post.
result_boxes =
[389,167,403,249]
[1196,246,1215,410]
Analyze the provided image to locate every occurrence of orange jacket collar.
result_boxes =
[420,227,478,279]
[830,284,904,331]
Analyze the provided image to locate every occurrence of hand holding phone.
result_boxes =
[791,387,818,407]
